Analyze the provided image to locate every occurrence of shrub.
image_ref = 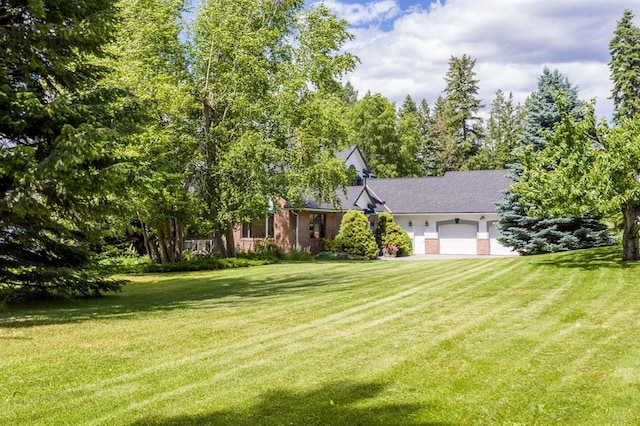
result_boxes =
[334,210,379,260]
[378,212,412,256]
[143,257,269,273]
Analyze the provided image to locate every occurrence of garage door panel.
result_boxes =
[489,223,516,255]
[439,224,476,254]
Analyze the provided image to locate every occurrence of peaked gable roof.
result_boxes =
[336,145,370,175]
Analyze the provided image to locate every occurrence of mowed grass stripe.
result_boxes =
[59,261,489,398]
[61,260,549,422]
[3,248,640,424]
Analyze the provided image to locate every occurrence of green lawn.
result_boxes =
[2,248,640,425]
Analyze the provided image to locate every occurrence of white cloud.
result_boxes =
[321,0,401,26]
[329,0,639,119]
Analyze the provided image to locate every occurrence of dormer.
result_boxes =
[336,145,373,186]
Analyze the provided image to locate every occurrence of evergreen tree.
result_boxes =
[342,81,359,106]
[396,95,425,177]
[467,90,523,170]
[609,9,640,123]
[422,96,457,175]
[497,68,614,254]
[442,54,484,167]
[335,210,378,259]
[0,0,133,299]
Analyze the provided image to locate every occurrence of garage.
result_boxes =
[439,223,477,254]
[489,222,515,255]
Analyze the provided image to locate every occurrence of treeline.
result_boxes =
[2,0,639,300]
[344,55,523,178]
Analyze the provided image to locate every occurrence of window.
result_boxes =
[242,215,275,239]
[348,165,363,186]
[309,214,326,239]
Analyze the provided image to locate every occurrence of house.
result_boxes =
[232,146,517,256]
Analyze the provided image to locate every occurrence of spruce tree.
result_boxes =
[609,9,640,123]
[496,68,614,254]
[0,0,132,299]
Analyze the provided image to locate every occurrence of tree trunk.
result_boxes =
[216,232,227,258]
[225,223,236,258]
[173,218,183,262]
[157,225,171,264]
[138,214,160,263]
[622,203,640,261]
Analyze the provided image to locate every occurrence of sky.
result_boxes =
[317,0,640,119]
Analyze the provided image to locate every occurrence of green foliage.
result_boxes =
[497,68,613,255]
[467,90,523,170]
[192,0,357,256]
[514,97,639,260]
[376,212,412,256]
[442,54,484,166]
[143,257,268,273]
[609,9,640,123]
[334,210,379,260]
[348,92,399,177]
[0,0,137,299]
[105,0,198,264]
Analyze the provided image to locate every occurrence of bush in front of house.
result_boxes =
[334,210,379,260]
[377,212,412,256]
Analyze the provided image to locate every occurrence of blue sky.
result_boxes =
[318,0,640,119]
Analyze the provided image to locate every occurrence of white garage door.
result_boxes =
[489,223,516,255]
[439,224,477,254]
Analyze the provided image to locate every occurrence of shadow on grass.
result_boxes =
[533,246,638,270]
[130,380,447,426]
[0,264,360,329]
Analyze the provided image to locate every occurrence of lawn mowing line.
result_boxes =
[452,274,611,418]
[315,260,528,339]
[88,279,547,424]
[30,260,520,422]
[60,261,494,413]
[86,263,534,423]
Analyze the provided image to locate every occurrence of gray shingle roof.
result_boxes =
[287,170,511,214]
[366,170,511,214]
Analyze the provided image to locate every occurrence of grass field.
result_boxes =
[2,247,640,425]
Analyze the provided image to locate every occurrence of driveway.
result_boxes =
[378,254,516,260]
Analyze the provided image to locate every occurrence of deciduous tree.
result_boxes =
[515,99,638,260]
[192,0,357,257]
[106,0,198,264]
[497,68,613,254]
[349,92,399,177]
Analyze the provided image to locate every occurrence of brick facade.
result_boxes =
[426,238,439,254]
[234,208,344,255]
[477,238,490,255]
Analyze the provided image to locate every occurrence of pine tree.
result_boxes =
[497,68,614,254]
[468,90,523,170]
[422,96,457,175]
[609,9,640,123]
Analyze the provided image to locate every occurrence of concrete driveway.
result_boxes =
[378,254,516,260]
